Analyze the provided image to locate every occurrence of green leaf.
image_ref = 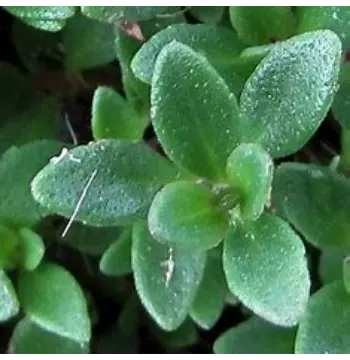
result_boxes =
[31,139,177,227]
[223,212,310,327]
[333,63,350,129]
[116,14,187,108]
[152,318,198,349]
[240,30,341,158]
[5,6,75,32]
[319,249,349,285]
[18,262,91,342]
[296,281,350,353]
[190,255,226,329]
[132,222,206,331]
[0,270,19,322]
[92,86,147,141]
[273,163,350,249]
[189,7,225,24]
[0,140,63,228]
[151,41,242,180]
[5,6,75,19]
[297,7,350,49]
[18,228,45,271]
[12,20,61,73]
[63,14,116,73]
[10,317,89,354]
[231,43,273,81]
[226,143,273,220]
[115,27,150,111]
[56,222,121,256]
[0,96,61,155]
[99,228,132,276]
[214,316,296,354]
[132,23,244,84]
[229,6,295,45]
[148,181,228,251]
[82,6,179,22]
[0,225,20,270]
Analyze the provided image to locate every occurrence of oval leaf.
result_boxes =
[82,6,178,23]
[31,140,177,227]
[63,14,116,72]
[18,262,91,342]
[0,270,19,322]
[0,225,20,270]
[132,222,206,331]
[10,317,89,354]
[296,281,350,354]
[99,228,132,276]
[319,249,349,285]
[92,86,147,141]
[18,228,45,271]
[332,63,350,129]
[226,143,273,220]
[5,6,75,32]
[297,7,350,49]
[148,181,229,251]
[151,41,242,180]
[214,316,296,354]
[190,255,226,329]
[0,140,64,228]
[240,30,341,158]
[189,7,225,24]
[273,163,350,249]
[5,6,75,20]
[223,212,310,326]
[8,317,89,355]
[0,96,61,156]
[229,6,295,45]
[132,23,244,84]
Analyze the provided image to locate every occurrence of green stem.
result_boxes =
[212,184,241,211]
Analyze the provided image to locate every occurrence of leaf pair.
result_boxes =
[134,27,341,180]
[134,211,310,331]
[0,225,44,271]
[1,261,91,345]
[147,142,273,252]
[17,262,91,343]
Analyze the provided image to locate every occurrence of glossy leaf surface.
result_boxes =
[273,163,350,249]
[32,140,177,227]
[214,316,295,354]
[148,181,228,251]
[226,143,273,220]
[18,262,91,342]
[132,222,206,331]
[151,42,242,180]
[240,30,341,158]
[223,213,310,326]
[296,281,350,353]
